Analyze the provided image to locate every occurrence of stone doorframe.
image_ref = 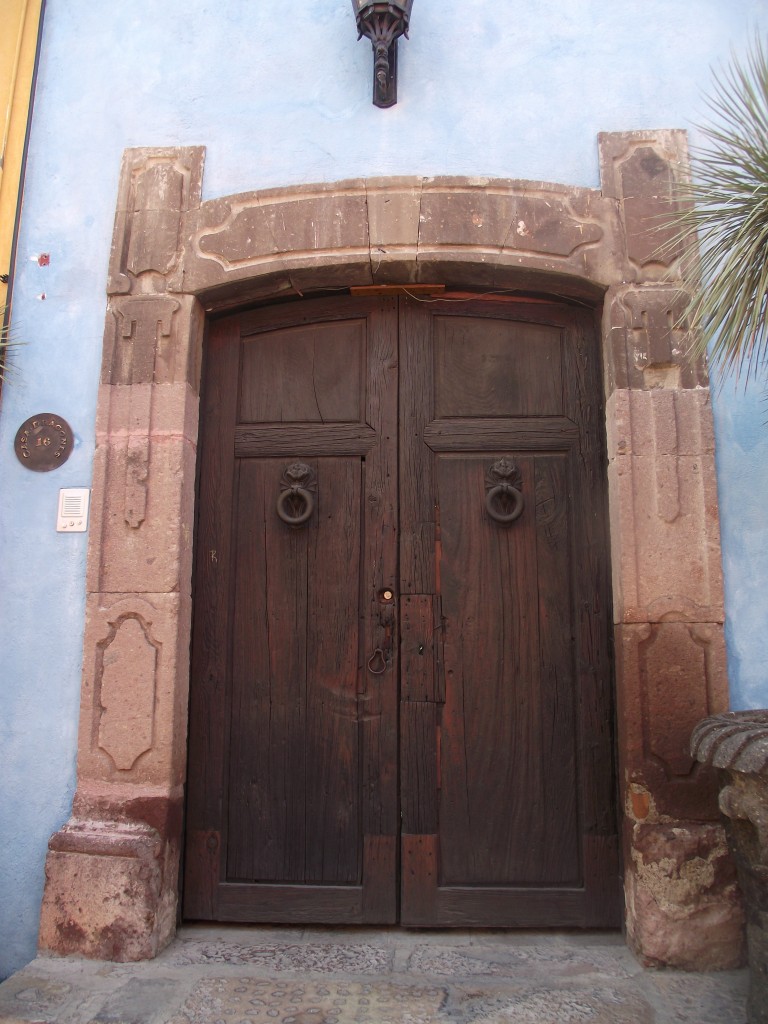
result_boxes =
[38,130,744,969]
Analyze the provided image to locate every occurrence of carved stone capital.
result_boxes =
[605,286,707,392]
[102,294,204,389]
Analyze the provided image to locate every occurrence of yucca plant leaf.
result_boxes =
[667,36,768,386]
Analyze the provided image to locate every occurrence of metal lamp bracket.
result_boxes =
[352,1,413,108]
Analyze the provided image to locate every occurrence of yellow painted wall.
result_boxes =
[0,0,44,309]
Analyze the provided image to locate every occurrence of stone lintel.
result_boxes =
[178,175,622,297]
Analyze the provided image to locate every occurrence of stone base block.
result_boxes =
[38,818,177,962]
[625,821,745,970]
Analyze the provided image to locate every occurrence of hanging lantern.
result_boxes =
[351,1,415,108]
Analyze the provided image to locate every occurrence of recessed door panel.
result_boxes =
[227,457,363,885]
[434,315,563,418]
[239,320,365,423]
[436,452,579,887]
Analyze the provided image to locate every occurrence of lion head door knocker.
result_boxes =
[484,457,524,525]
[276,462,317,527]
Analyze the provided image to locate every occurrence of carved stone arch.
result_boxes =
[38,134,741,969]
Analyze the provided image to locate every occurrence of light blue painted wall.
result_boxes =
[1,0,766,979]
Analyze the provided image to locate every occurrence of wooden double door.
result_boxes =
[184,294,619,927]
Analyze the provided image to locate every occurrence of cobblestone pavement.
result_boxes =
[0,927,748,1024]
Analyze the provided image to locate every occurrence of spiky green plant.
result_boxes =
[673,37,768,385]
[0,305,21,382]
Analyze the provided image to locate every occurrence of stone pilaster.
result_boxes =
[599,130,743,968]
[38,148,206,961]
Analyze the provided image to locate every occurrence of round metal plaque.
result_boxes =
[14,413,74,472]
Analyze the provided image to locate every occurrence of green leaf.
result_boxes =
[663,36,768,387]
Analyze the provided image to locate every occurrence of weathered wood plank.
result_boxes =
[363,835,397,923]
[217,883,364,923]
[227,458,310,883]
[400,702,438,835]
[183,317,240,919]
[183,830,219,920]
[238,295,378,338]
[431,886,603,928]
[401,834,438,926]
[400,595,436,702]
[399,299,436,595]
[235,423,377,458]
[533,453,581,884]
[424,417,578,452]
[360,299,399,864]
[305,457,363,884]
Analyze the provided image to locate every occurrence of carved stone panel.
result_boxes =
[617,147,680,269]
[79,593,192,788]
[607,388,723,624]
[86,380,198,596]
[418,184,604,261]
[108,147,205,296]
[199,191,369,268]
[616,621,728,820]
[97,616,158,770]
[126,163,185,278]
[599,130,690,283]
